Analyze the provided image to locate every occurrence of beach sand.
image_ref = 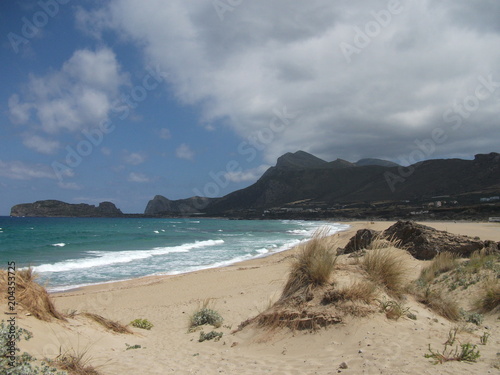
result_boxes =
[7,221,500,374]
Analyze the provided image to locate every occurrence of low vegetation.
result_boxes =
[280,229,338,300]
[474,280,500,313]
[419,252,458,284]
[361,242,411,296]
[189,300,223,329]
[376,298,412,321]
[50,350,100,375]
[1,320,66,375]
[81,313,132,334]
[322,280,377,305]
[198,331,223,342]
[425,342,480,364]
[130,319,153,330]
[0,268,65,321]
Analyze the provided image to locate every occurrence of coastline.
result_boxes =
[51,219,500,296]
[9,220,500,375]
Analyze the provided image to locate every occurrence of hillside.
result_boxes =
[204,151,500,214]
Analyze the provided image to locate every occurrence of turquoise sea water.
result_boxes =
[0,217,349,292]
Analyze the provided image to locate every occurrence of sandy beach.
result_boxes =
[6,221,500,374]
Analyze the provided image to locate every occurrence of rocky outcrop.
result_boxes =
[144,195,215,215]
[341,220,494,260]
[10,200,123,217]
[338,229,381,255]
[383,221,486,259]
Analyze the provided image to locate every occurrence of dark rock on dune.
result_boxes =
[338,229,381,255]
[340,220,493,260]
[10,200,123,217]
[383,221,485,259]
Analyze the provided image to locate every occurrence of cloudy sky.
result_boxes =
[1,0,499,214]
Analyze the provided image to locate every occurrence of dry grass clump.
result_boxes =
[361,244,411,296]
[415,288,460,321]
[53,354,100,375]
[280,229,338,300]
[253,309,342,331]
[0,268,66,321]
[419,252,458,283]
[474,280,500,313]
[50,346,102,375]
[81,312,132,334]
[322,281,378,305]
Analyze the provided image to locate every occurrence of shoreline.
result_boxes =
[51,222,356,296]
[50,219,500,297]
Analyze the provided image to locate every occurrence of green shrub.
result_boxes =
[190,308,223,328]
[1,320,66,375]
[130,319,153,330]
[198,331,223,342]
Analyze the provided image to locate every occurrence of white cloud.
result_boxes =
[86,0,500,162]
[159,128,172,139]
[175,143,195,160]
[225,165,270,183]
[22,134,60,154]
[128,172,150,183]
[0,160,56,180]
[58,181,82,190]
[9,47,129,147]
[8,94,32,124]
[124,152,147,165]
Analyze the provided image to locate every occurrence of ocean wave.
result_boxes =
[34,239,224,273]
[51,243,66,247]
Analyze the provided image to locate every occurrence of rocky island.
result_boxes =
[10,200,124,217]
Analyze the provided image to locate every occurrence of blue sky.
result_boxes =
[1,0,499,214]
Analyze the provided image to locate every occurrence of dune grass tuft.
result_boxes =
[419,252,458,284]
[361,243,411,296]
[474,280,500,313]
[82,312,132,334]
[280,228,338,300]
[0,267,66,322]
[322,280,378,305]
[51,346,101,375]
[416,287,460,321]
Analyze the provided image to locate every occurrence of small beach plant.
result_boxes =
[130,319,153,330]
[189,299,223,329]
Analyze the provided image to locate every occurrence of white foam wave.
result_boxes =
[51,243,66,247]
[34,239,224,273]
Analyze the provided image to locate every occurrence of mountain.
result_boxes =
[144,195,216,215]
[10,200,123,217]
[202,151,500,214]
[275,151,328,169]
[355,158,400,167]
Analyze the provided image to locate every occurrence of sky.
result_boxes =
[0,0,499,215]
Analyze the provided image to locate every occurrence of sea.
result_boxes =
[0,217,349,292]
